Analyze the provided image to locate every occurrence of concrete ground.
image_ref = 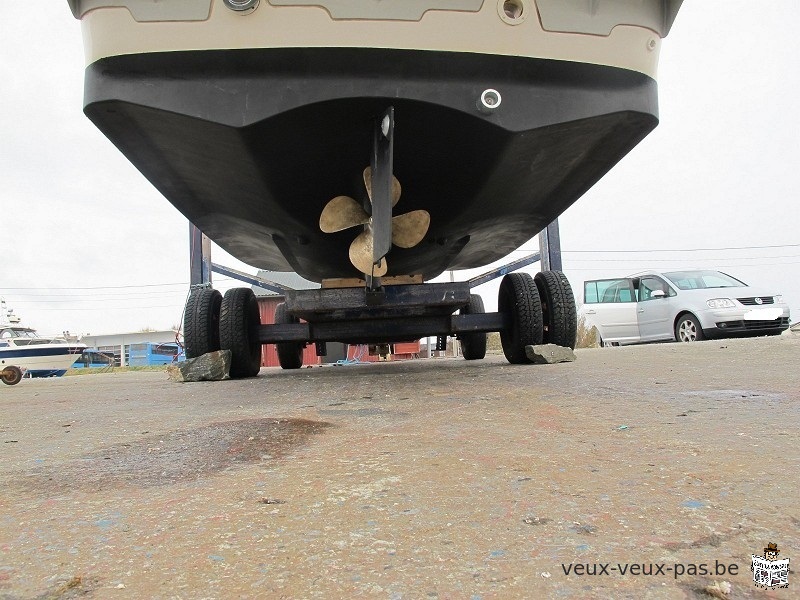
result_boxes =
[1,334,798,599]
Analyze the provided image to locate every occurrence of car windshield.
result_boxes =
[663,270,746,290]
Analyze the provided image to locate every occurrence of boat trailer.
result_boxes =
[184,222,576,377]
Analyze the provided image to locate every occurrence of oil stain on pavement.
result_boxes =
[11,418,331,495]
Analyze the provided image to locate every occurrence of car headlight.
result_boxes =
[706,298,736,309]
[775,295,784,304]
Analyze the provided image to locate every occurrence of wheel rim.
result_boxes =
[1,366,22,385]
[678,319,697,342]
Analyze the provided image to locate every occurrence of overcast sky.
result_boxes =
[1,2,798,337]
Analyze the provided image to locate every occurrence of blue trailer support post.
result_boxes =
[189,223,212,286]
[210,263,292,295]
[538,219,563,272]
[467,252,541,289]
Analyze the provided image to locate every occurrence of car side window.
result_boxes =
[638,276,675,301]
[585,279,634,303]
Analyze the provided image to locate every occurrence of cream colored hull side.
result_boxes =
[80,1,664,78]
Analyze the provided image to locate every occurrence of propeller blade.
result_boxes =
[349,229,388,277]
[391,210,430,248]
[319,196,370,233]
[363,167,401,207]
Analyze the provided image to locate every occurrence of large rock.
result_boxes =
[167,350,232,382]
[525,344,576,365]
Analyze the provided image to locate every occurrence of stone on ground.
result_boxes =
[167,350,232,382]
[525,344,576,364]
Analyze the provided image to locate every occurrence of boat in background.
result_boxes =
[0,302,86,383]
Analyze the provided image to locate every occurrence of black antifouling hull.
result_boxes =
[84,47,658,281]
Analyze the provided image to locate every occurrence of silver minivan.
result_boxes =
[580,269,791,345]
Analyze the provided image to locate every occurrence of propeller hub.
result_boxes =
[319,168,430,276]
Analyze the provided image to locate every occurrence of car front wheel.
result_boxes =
[675,314,704,343]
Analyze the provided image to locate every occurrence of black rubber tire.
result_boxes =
[274,303,304,370]
[219,288,262,378]
[498,273,544,364]
[459,294,487,361]
[1,365,23,386]
[183,288,222,359]
[534,270,577,349]
[674,313,704,342]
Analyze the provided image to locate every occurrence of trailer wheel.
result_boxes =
[220,288,262,378]
[459,294,487,360]
[183,288,222,358]
[274,303,304,369]
[1,365,23,386]
[498,273,543,364]
[534,270,577,349]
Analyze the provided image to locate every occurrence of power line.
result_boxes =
[4,291,187,300]
[561,254,800,263]
[0,276,237,292]
[21,304,185,312]
[2,282,189,291]
[3,296,186,304]
[565,261,800,271]
[512,242,800,254]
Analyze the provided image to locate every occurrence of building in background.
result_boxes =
[128,341,185,366]
[80,330,180,367]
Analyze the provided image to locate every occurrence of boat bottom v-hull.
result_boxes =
[85,47,658,282]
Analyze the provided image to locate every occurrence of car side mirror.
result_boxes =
[651,290,666,299]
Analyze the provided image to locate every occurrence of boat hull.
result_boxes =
[85,47,658,281]
[0,344,86,375]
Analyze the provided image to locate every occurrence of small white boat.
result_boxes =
[0,306,86,384]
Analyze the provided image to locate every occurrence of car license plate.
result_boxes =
[743,308,782,321]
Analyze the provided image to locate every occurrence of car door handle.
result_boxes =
[585,309,596,314]
[638,309,645,313]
